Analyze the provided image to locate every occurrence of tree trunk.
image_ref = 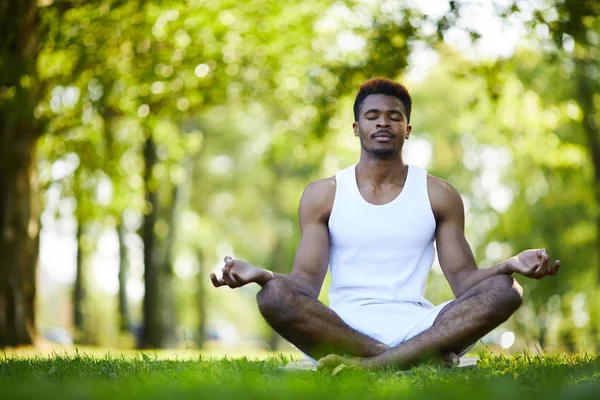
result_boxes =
[140,133,178,348]
[0,0,40,348]
[141,134,160,348]
[73,216,84,332]
[117,221,130,332]
[196,249,206,349]
[102,108,130,332]
[0,139,40,347]
[160,185,179,348]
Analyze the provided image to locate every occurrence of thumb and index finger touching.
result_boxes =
[526,248,561,278]
[536,248,561,274]
[210,256,236,288]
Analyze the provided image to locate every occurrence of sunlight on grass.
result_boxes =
[1,344,303,361]
[1,351,599,400]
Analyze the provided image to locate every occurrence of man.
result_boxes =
[210,78,560,370]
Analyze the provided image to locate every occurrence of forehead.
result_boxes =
[360,94,406,114]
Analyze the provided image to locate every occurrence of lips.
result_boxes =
[374,136,392,142]
[373,131,394,142]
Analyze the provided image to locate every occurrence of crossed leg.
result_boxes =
[359,274,523,368]
[256,279,390,360]
[257,274,523,368]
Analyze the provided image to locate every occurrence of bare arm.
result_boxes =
[284,179,335,297]
[211,178,335,299]
[430,176,560,299]
[430,176,501,298]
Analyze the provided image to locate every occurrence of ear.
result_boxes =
[353,121,359,137]
[405,125,412,140]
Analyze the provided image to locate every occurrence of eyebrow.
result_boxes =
[364,109,404,117]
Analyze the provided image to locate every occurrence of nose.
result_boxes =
[376,117,390,128]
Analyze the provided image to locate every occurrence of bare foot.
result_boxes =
[441,351,459,368]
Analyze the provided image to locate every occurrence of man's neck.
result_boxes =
[356,152,407,186]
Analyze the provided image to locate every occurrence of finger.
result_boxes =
[538,255,551,277]
[222,268,237,287]
[543,252,550,268]
[525,262,541,278]
[227,270,242,286]
[537,257,557,278]
[223,256,234,271]
[210,273,225,287]
[230,271,243,285]
[225,268,243,287]
[551,260,560,275]
[532,264,545,279]
[534,248,548,266]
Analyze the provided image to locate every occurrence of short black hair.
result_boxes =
[353,78,412,123]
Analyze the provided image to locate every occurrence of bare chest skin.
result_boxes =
[322,174,445,224]
[357,182,405,206]
[355,175,444,224]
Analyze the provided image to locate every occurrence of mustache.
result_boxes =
[373,129,395,137]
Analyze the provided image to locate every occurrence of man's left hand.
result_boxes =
[509,248,560,279]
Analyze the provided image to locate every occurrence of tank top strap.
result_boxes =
[334,164,357,200]
[329,164,358,228]
[406,165,430,205]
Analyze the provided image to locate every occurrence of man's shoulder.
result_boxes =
[302,176,336,205]
[305,176,336,193]
[426,173,463,218]
[426,173,458,197]
[299,177,336,221]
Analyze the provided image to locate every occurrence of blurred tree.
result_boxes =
[6,0,597,353]
[0,0,42,347]
[540,0,600,280]
[502,0,600,349]
[116,221,130,332]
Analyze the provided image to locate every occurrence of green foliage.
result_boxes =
[20,0,600,351]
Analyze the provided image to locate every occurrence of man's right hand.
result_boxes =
[210,256,271,288]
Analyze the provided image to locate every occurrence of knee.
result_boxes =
[485,275,523,319]
[256,279,295,324]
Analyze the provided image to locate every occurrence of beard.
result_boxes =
[359,133,400,158]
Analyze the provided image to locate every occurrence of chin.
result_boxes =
[370,148,397,158]
[360,140,399,158]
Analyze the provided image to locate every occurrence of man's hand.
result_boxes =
[210,256,270,288]
[508,249,560,279]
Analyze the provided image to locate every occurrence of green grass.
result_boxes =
[1,351,599,400]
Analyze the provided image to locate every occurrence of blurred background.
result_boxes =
[0,0,598,356]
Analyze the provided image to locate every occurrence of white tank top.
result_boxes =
[328,163,437,319]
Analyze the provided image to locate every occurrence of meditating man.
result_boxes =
[210,78,560,370]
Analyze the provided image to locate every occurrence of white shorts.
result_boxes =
[301,299,474,363]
